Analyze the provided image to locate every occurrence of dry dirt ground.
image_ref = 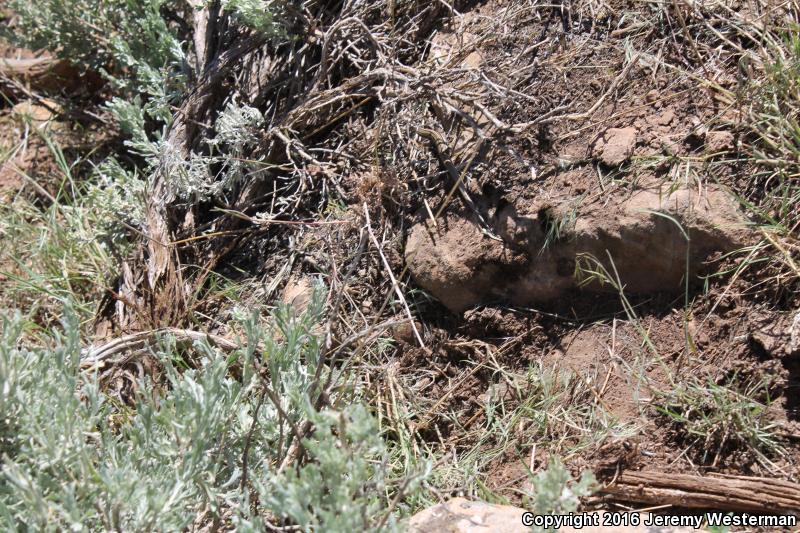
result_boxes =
[2,0,799,522]
[351,0,799,502]
[362,0,799,493]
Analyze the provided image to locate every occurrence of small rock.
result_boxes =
[705,130,735,153]
[596,127,637,166]
[651,108,675,126]
[751,310,800,358]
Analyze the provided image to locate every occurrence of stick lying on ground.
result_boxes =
[600,471,800,513]
[80,328,239,369]
[0,56,95,97]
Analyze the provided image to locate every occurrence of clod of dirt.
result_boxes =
[406,215,527,312]
[389,319,422,344]
[750,310,800,359]
[595,126,638,166]
[705,130,735,153]
[407,186,750,313]
[463,306,535,337]
[407,498,694,532]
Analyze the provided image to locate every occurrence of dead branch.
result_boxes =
[600,471,800,513]
[80,328,239,369]
[0,57,98,97]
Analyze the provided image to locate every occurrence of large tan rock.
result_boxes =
[406,216,527,313]
[406,498,697,532]
[406,186,751,313]
[408,498,526,533]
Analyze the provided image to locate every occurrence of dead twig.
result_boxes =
[363,203,426,350]
[80,328,239,368]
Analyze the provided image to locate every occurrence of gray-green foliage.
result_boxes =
[9,0,187,108]
[0,288,403,531]
[261,405,396,532]
[221,0,284,35]
[9,0,185,225]
[525,459,596,515]
[107,97,165,159]
[524,460,596,532]
[87,158,147,238]
[9,0,282,204]
[171,102,266,201]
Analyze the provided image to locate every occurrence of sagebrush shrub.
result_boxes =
[9,0,187,108]
[9,0,283,204]
[221,0,284,35]
[0,289,404,531]
[525,459,596,516]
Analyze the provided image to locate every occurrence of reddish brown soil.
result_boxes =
[0,102,73,202]
[367,0,800,505]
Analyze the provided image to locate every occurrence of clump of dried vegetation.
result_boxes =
[0,0,799,529]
